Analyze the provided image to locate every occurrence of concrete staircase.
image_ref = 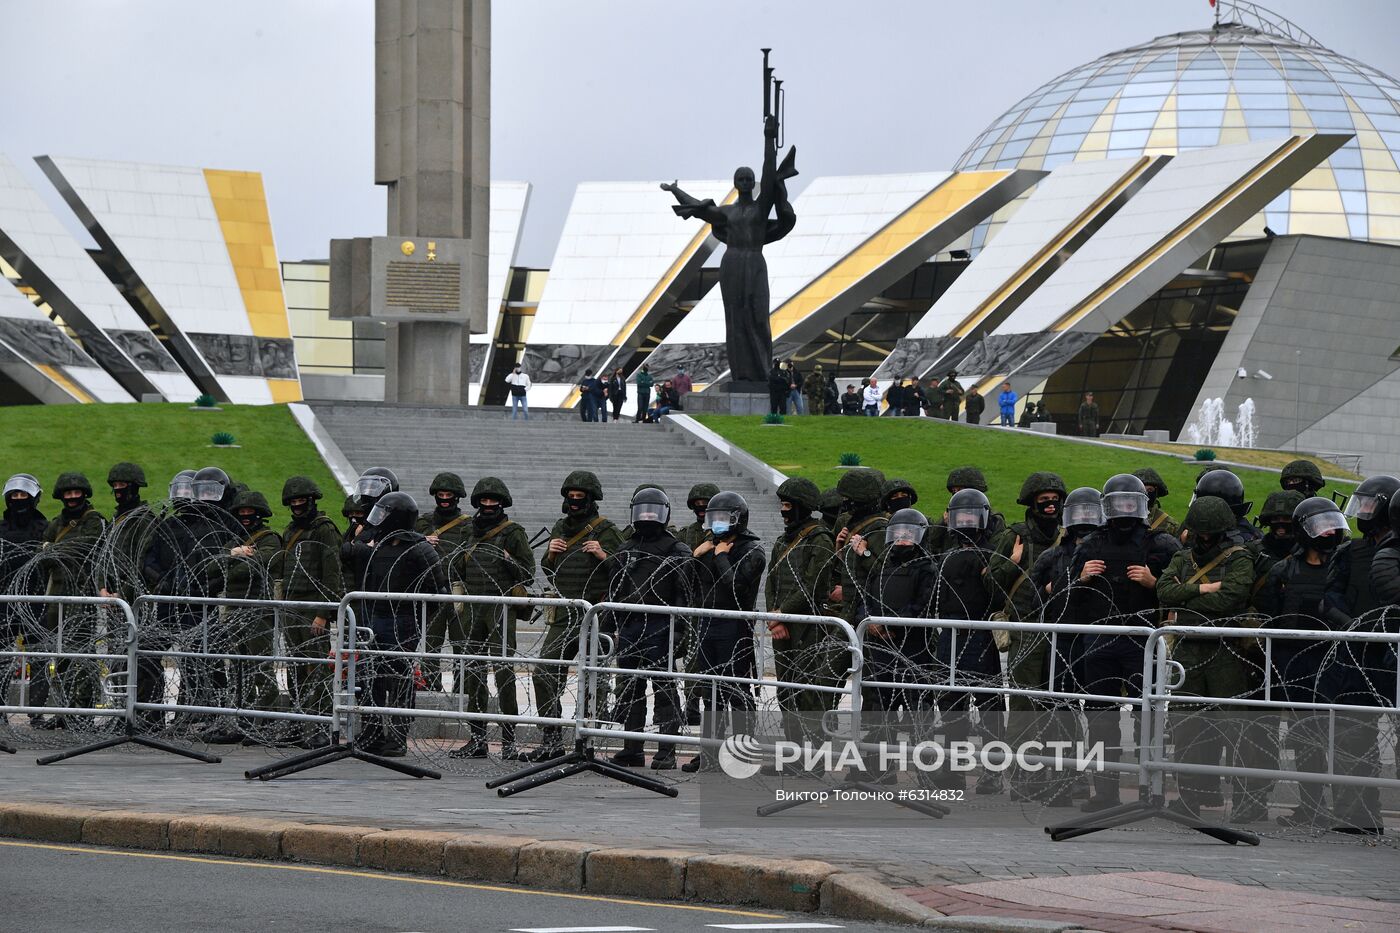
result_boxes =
[309,403,785,551]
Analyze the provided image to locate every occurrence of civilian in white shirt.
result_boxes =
[862,378,882,417]
[505,365,532,420]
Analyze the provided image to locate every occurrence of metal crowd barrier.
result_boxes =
[487,602,863,800]
[244,590,592,782]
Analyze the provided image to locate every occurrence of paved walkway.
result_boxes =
[2,736,1397,930]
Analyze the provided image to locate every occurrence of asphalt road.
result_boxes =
[0,839,909,933]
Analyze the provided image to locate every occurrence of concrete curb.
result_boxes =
[0,803,945,926]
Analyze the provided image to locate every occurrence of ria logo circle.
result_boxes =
[718,734,764,779]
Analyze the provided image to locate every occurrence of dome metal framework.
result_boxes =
[954,2,1400,249]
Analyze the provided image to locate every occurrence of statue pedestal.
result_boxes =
[683,391,771,416]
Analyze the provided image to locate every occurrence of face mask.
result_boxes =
[887,494,911,512]
[238,514,258,530]
[477,503,504,521]
[435,495,458,512]
[1269,521,1294,539]
[290,501,311,519]
[563,496,588,515]
[1313,532,1343,553]
[710,520,731,536]
[113,486,139,506]
[635,521,663,541]
[6,495,34,513]
[840,498,857,515]
[780,505,799,527]
[1107,517,1137,539]
[1357,517,1384,536]
[1193,533,1221,555]
[62,496,88,514]
[1033,498,1060,518]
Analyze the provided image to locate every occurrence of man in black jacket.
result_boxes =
[604,487,697,769]
[342,492,448,757]
[1070,474,1179,811]
[683,491,765,772]
[1,474,47,674]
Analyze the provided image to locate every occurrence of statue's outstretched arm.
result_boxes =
[662,180,725,225]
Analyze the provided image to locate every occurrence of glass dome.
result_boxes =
[954,13,1400,250]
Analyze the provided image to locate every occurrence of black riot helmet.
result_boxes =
[885,507,929,546]
[366,490,418,534]
[1194,469,1250,519]
[169,469,197,501]
[192,467,230,504]
[1344,474,1400,536]
[356,467,400,505]
[629,486,671,529]
[1294,496,1348,552]
[946,488,990,533]
[4,473,41,504]
[1102,473,1149,524]
[703,490,749,535]
[1062,486,1105,535]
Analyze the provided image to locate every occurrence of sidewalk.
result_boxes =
[3,737,1397,931]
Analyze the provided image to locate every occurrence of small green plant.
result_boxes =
[1194,448,1217,461]
[211,431,236,446]
[762,412,785,425]
[195,393,218,408]
[839,451,862,466]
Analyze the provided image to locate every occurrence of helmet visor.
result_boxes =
[1301,510,1349,539]
[885,521,926,545]
[3,475,40,499]
[366,502,391,527]
[169,478,194,500]
[948,507,987,531]
[357,476,392,500]
[630,501,670,526]
[1063,500,1104,528]
[1344,493,1382,520]
[1103,491,1148,522]
[193,479,225,502]
[704,508,738,534]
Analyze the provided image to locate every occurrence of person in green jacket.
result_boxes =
[272,476,343,748]
[1134,467,1180,538]
[215,490,283,741]
[832,468,889,630]
[765,477,837,744]
[33,472,106,723]
[524,470,624,761]
[633,365,654,423]
[414,472,474,689]
[1157,495,1256,816]
[451,476,536,760]
[989,472,1067,774]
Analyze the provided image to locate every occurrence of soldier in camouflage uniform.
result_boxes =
[32,473,106,725]
[215,490,283,742]
[272,476,343,748]
[1280,459,1325,497]
[524,470,623,761]
[1158,496,1257,816]
[989,472,1067,783]
[414,472,473,688]
[832,469,889,631]
[765,478,837,743]
[450,476,536,760]
[881,477,917,515]
[1133,467,1179,538]
[679,482,719,724]
[816,487,843,534]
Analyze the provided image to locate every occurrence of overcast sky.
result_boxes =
[2,0,1396,266]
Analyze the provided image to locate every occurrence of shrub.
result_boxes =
[839,451,862,466]
[1194,448,1217,461]
[762,412,785,425]
[195,393,218,408]
[211,431,236,446]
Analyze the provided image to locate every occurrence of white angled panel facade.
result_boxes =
[0,154,197,401]
[469,180,530,403]
[906,158,1152,340]
[0,284,129,402]
[524,179,729,408]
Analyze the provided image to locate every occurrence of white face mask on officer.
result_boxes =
[704,508,738,536]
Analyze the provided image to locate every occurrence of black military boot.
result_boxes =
[520,728,566,763]
[499,725,522,761]
[449,723,489,760]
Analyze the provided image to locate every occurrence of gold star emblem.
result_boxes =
[426,241,437,262]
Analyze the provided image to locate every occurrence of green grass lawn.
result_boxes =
[693,415,1356,521]
[0,403,340,527]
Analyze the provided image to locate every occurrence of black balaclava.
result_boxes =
[475,500,505,529]
[562,491,594,519]
[1107,517,1138,543]
[113,484,141,511]
[5,493,36,518]
[634,519,664,541]
[289,498,313,521]
[1264,520,1295,559]
[780,500,807,530]
[435,492,460,518]
[1030,495,1061,537]
[886,492,913,513]
[1192,531,1222,558]
[237,511,264,533]
[61,492,89,519]
[1357,515,1388,539]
